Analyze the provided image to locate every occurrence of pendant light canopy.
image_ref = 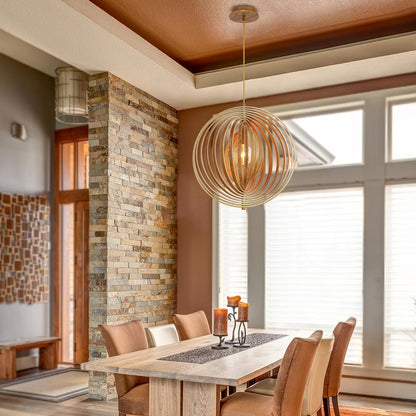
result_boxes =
[192,6,297,209]
[55,67,88,125]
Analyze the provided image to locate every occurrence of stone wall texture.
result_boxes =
[88,73,178,399]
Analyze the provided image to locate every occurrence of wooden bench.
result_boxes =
[0,337,61,379]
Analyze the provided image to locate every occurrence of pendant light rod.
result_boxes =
[243,17,246,106]
[229,6,258,107]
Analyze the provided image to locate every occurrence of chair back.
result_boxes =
[272,330,322,416]
[323,317,357,398]
[99,320,149,397]
[301,336,334,416]
[145,324,180,347]
[172,310,211,340]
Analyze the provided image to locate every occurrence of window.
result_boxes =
[215,85,416,397]
[285,108,363,167]
[265,188,363,364]
[218,203,248,306]
[389,100,416,161]
[385,184,416,369]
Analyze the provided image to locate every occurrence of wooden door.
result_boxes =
[73,201,89,364]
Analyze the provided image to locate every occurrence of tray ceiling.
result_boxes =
[89,0,416,73]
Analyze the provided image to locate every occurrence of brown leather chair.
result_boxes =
[99,320,149,416]
[220,330,323,416]
[246,335,334,416]
[172,310,211,340]
[323,317,356,416]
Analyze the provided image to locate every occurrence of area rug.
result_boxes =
[339,405,415,416]
[0,369,88,402]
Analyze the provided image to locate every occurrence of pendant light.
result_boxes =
[55,67,88,125]
[192,6,297,209]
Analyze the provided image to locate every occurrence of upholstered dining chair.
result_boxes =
[246,336,334,416]
[172,310,211,340]
[220,330,323,416]
[323,317,357,416]
[99,320,149,416]
[145,323,180,347]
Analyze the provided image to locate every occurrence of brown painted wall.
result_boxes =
[177,73,416,325]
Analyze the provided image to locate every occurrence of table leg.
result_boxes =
[39,343,57,370]
[0,349,16,379]
[149,377,181,416]
[182,381,219,416]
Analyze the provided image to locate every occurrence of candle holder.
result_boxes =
[212,334,228,350]
[233,320,250,348]
[225,305,240,345]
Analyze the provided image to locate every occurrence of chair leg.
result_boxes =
[332,395,340,416]
[323,397,331,416]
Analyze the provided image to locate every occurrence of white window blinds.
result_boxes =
[385,184,416,369]
[218,203,248,306]
[265,188,363,364]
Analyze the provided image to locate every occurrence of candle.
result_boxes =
[213,308,228,335]
[227,295,241,307]
[238,302,249,321]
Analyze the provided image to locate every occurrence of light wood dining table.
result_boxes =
[81,329,299,416]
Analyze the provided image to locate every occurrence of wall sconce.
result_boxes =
[11,122,27,141]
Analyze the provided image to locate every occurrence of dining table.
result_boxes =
[81,328,301,416]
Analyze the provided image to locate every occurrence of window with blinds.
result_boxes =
[218,203,248,307]
[265,188,363,364]
[385,184,416,369]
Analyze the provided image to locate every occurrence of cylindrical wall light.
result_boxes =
[55,67,88,125]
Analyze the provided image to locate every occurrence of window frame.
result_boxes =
[213,85,416,391]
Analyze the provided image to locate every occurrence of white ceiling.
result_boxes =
[0,0,415,110]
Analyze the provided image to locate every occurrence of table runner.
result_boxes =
[159,333,287,364]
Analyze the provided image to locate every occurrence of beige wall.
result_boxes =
[176,73,416,325]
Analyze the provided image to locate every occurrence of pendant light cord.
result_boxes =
[242,16,246,107]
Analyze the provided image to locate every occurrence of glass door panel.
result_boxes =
[60,203,75,363]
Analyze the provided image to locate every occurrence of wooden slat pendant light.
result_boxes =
[192,6,297,209]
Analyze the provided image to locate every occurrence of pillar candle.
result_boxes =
[227,295,241,307]
[213,308,228,335]
[238,302,249,321]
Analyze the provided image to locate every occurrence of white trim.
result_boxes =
[341,376,416,401]
[212,200,219,312]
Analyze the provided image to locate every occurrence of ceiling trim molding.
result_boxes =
[195,33,416,88]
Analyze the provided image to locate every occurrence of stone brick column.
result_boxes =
[88,73,178,399]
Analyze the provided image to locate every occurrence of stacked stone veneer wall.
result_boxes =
[88,73,178,399]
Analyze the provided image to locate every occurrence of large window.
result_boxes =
[265,188,363,364]
[215,87,416,397]
[218,204,248,306]
[385,184,416,369]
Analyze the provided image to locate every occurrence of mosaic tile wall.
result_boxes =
[0,193,50,304]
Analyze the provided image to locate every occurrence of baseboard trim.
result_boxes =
[341,375,416,401]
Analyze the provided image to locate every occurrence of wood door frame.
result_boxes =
[74,201,89,364]
[54,126,89,364]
